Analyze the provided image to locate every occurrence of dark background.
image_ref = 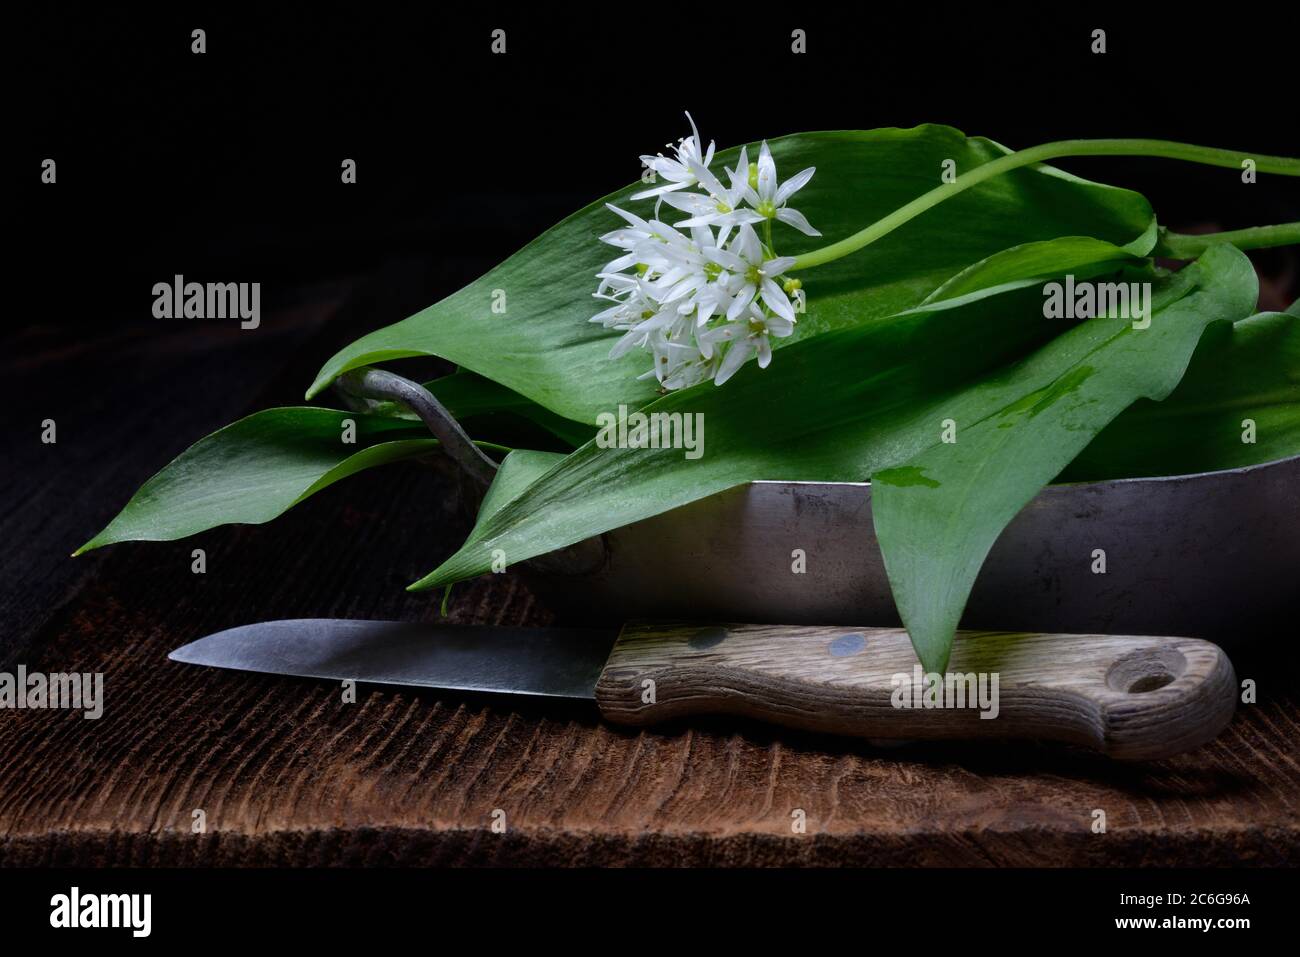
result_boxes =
[15,6,1300,323]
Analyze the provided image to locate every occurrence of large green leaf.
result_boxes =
[1061,308,1300,481]
[870,244,1258,671]
[307,125,1154,423]
[76,409,437,553]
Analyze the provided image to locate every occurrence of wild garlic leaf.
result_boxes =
[870,244,1258,671]
[477,449,568,524]
[307,125,1154,424]
[1061,307,1299,481]
[76,409,437,553]
[922,234,1148,304]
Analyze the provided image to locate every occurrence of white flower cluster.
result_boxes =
[591,113,820,389]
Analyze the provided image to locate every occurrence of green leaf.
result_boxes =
[922,233,1147,304]
[1061,308,1300,481]
[870,244,1258,671]
[478,449,568,524]
[408,267,1146,592]
[76,408,437,553]
[307,125,1154,423]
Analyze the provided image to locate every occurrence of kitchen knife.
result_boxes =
[169,619,1237,760]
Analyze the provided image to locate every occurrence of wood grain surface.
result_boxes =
[595,623,1238,759]
[2,266,1297,867]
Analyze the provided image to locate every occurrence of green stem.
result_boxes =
[1154,222,1300,259]
[790,139,1300,271]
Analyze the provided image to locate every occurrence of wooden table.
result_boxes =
[3,265,1297,867]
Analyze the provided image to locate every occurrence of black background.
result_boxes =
[0,866,1285,941]
[14,5,1300,332]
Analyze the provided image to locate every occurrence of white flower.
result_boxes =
[590,273,660,331]
[595,204,688,292]
[703,303,797,385]
[610,306,690,361]
[639,223,714,291]
[632,112,715,201]
[660,147,765,230]
[625,318,709,386]
[591,114,820,391]
[647,226,738,326]
[739,141,821,237]
[596,204,659,278]
[652,339,719,390]
[711,224,798,322]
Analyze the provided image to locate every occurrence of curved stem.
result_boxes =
[1154,222,1300,259]
[790,139,1300,271]
[336,367,499,488]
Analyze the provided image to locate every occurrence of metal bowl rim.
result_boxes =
[745,452,1299,492]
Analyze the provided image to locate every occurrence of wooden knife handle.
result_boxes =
[593,623,1237,760]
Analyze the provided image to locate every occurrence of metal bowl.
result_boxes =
[531,455,1300,649]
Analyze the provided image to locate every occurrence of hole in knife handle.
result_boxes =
[1105,646,1187,694]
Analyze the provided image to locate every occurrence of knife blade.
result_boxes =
[169,619,1238,759]
[169,619,614,700]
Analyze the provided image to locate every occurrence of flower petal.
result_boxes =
[757,141,777,201]
[725,145,750,191]
[760,278,796,321]
[609,328,647,359]
[630,180,691,201]
[688,158,728,199]
[775,166,815,204]
[774,206,821,236]
[715,339,753,385]
[732,224,761,264]
[708,247,747,273]
[726,283,756,320]
[684,111,701,152]
[660,190,712,211]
